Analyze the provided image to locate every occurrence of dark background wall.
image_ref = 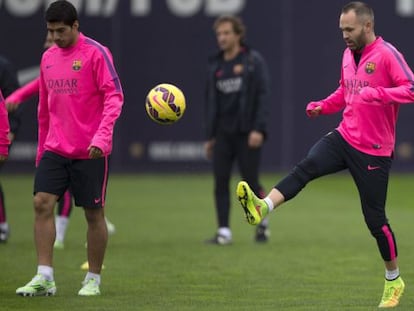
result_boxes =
[1,0,414,173]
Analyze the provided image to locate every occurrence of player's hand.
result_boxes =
[204,139,215,160]
[360,86,380,102]
[306,101,322,117]
[248,130,264,148]
[88,146,103,159]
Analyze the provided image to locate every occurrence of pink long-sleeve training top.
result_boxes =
[37,33,123,163]
[0,90,10,156]
[318,37,414,156]
[5,78,39,104]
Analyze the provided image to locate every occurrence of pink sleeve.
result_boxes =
[319,84,347,114]
[89,49,123,154]
[36,60,49,165]
[5,78,39,104]
[376,50,414,104]
[0,90,10,156]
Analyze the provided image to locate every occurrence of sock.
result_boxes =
[218,227,232,239]
[0,222,8,231]
[85,272,101,285]
[264,197,274,211]
[37,265,54,281]
[385,268,400,281]
[55,216,69,243]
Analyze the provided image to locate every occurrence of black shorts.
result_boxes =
[34,151,110,208]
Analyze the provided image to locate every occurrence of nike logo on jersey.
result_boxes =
[45,64,53,69]
[367,165,380,171]
[94,198,101,203]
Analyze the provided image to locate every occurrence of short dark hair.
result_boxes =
[45,0,78,26]
[213,15,246,44]
[342,2,374,24]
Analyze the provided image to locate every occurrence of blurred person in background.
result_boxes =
[15,0,123,297]
[204,15,271,245]
[236,2,414,308]
[0,54,20,242]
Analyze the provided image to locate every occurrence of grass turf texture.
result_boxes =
[1,173,414,310]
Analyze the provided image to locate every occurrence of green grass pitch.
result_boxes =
[1,173,414,310]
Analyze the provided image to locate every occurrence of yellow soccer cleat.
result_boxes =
[16,274,56,297]
[378,276,405,308]
[78,278,100,296]
[236,181,269,225]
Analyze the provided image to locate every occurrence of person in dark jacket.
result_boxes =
[0,54,20,242]
[204,15,271,245]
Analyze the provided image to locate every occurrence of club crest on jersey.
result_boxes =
[365,62,376,74]
[72,60,82,71]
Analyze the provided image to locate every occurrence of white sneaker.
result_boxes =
[205,234,233,245]
[78,278,100,296]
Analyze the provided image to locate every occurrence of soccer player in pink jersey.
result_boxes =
[16,0,123,297]
[5,34,77,250]
[6,34,116,250]
[0,54,19,243]
[0,90,10,163]
[236,2,414,308]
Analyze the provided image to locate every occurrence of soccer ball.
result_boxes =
[145,83,186,125]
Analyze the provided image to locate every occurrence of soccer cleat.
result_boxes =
[255,224,270,243]
[16,274,56,297]
[53,240,64,250]
[205,234,232,246]
[378,276,405,308]
[0,228,9,243]
[78,278,100,296]
[237,181,269,225]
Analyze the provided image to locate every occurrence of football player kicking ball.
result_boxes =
[237,2,414,308]
[15,0,123,297]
